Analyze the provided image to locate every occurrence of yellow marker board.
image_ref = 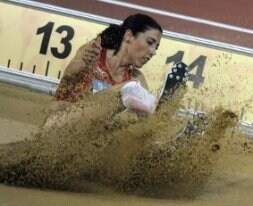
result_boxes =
[0,1,253,122]
[0,1,105,78]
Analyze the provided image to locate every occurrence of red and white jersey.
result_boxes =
[54,48,132,102]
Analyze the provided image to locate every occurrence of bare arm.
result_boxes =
[62,37,102,81]
[53,37,102,103]
[131,68,149,90]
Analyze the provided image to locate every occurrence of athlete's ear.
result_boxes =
[124,29,134,43]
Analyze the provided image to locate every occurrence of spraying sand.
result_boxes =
[1,81,251,201]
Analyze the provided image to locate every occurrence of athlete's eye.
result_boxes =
[147,40,153,45]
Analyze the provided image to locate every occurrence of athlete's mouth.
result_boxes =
[143,57,150,63]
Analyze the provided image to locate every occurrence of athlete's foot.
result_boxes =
[159,62,189,100]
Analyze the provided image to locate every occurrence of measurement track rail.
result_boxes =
[0,66,59,95]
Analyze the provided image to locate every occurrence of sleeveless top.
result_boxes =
[54,48,132,102]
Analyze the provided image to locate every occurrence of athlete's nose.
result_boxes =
[149,47,156,57]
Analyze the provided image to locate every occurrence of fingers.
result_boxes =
[93,36,102,49]
[82,37,102,64]
[85,46,101,56]
[91,36,102,50]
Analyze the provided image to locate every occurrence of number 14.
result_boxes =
[167,51,206,89]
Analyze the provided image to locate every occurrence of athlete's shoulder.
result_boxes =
[131,66,143,77]
[130,66,148,89]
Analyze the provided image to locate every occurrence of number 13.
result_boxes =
[36,22,74,59]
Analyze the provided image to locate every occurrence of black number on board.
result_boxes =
[166,50,206,88]
[36,22,54,55]
[187,55,206,88]
[36,22,75,59]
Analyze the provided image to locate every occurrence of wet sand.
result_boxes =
[1,83,253,206]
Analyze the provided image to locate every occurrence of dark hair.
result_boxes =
[100,13,163,54]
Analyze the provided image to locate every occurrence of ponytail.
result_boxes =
[100,24,126,55]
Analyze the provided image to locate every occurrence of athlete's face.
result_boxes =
[126,28,162,68]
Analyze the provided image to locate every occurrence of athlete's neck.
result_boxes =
[105,49,131,82]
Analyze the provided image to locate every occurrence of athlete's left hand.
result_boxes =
[121,81,157,114]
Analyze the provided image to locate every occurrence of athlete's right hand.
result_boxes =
[62,37,102,80]
[80,36,102,65]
